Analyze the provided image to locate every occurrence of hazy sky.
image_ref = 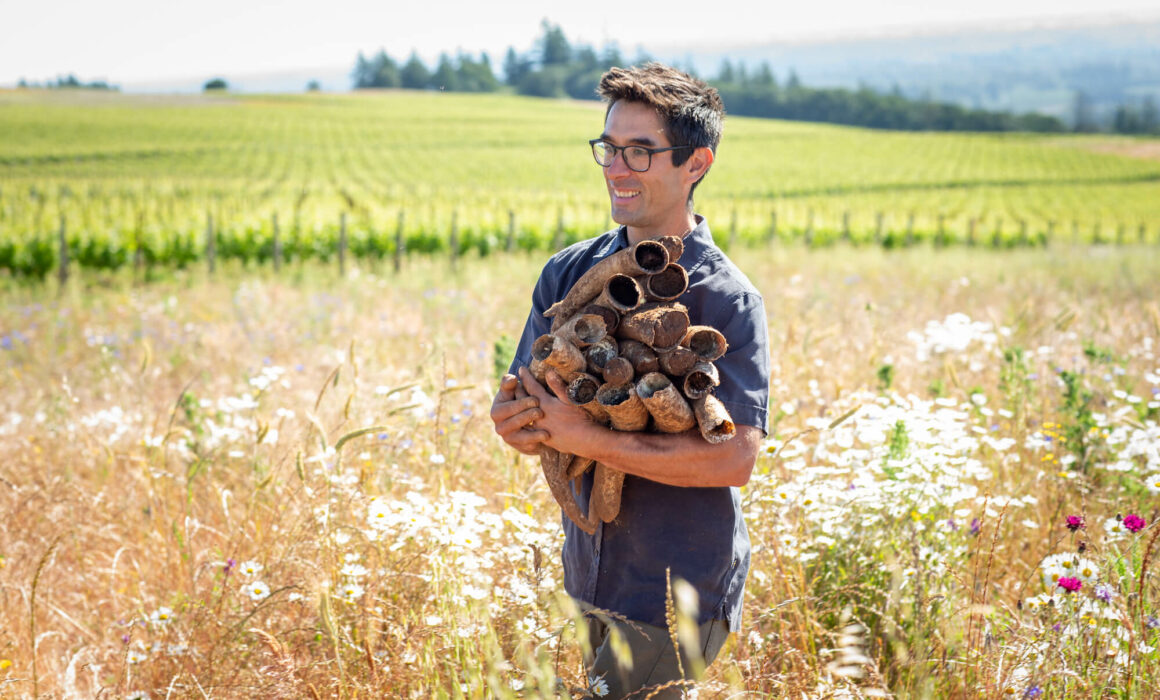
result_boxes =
[2,0,1158,86]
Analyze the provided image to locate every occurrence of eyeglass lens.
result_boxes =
[593,142,651,172]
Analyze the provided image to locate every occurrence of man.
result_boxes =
[490,63,770,698]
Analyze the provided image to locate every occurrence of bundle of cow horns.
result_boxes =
[528,235,736,534]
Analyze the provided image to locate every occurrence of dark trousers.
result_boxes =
[579,602,731,699]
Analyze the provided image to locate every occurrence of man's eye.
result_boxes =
[626,147,649,159]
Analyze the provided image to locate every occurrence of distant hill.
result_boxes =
[663,18,1160,127]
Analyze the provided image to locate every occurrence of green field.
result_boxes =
[2,89,1160,277]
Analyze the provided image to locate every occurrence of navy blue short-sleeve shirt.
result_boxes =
[508,216,771,630]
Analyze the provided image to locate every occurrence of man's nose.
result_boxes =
[605,151,631,178]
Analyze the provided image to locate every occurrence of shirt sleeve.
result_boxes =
[506,265,556,376]
[711,291,771,434]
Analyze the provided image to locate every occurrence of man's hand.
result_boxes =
[491,372,549,456]
[518,367,603,457]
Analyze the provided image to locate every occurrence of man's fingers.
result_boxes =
[496,373,518,401]
[519,366,549,400]
[495,407,545,438]
[506,429,551,455]
[490,396,541,424]
[545,369,572,404]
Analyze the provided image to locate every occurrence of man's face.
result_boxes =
[599,100,693,237]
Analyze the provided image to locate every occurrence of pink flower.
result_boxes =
[1065,515,1085,531]
[1124,514,1147,533]
[1057,577,1083,593]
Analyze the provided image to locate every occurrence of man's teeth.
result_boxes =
[613,190,640,198]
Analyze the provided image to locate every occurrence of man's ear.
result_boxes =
[685,146,714,184]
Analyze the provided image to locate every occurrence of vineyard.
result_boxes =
[2,89,1160,279]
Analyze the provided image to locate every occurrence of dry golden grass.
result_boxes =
[1,244,1159,698]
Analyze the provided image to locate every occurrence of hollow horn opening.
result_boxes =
[633,240,669,273]
[635,372,671,400]
[606,275,642,310]
[647,264,688,300]
[568,376,600,404]
[597,383,633,406]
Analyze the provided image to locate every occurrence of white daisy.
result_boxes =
[337,582,365,602]
[340,563,369,579]
[245,580,271,601]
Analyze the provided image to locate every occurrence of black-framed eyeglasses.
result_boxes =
[589,139,692,173]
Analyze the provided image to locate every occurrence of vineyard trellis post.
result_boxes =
[1018,219,1028,246]
[967,217,977,246]
[552,208,564,251]
[768,210,777,246]
[1072,220,1080,246]
[1139,222,1148,244]
[874,211,884,245]
[206,211,215,276]
[57,214,68,288]
[991,218,1003,248]
[905,212,915,247]
[842,210,851,242]
[338,212,347,275]
[729,205,738,251]
[272,213,282,273]
[394,210,404,273]
[1047,220,1055,247]
[505,210,515,253]
[1116,223,1126,246]
[133,210,144,279]
[449,210,459,272]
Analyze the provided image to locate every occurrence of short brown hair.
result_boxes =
[597,63,724,188]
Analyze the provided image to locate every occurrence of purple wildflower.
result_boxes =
[970,518,981,536]
[224,558,236,575]
[1124,514,1147,533]
[1058,577,1083,593]
[1065,515,1085,531]
[1094,584,1113,602]
[1024,687,1042,699]
[1146,615,1160,630]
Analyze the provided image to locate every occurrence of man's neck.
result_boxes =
[625,212,699,246]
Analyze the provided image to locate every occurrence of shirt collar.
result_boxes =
[610,214,713,269]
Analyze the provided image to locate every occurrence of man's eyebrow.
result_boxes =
[599,133,660,147]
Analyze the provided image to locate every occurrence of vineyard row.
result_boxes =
[2,208,1158,281]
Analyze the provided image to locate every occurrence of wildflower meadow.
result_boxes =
[2,243,1159,698]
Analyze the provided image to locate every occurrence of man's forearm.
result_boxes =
[570,423,761,489]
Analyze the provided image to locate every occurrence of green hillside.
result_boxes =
[1,89,1159,275]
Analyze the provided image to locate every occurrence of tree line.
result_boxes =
[353,22,1074,133]
[16,74,118,91]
